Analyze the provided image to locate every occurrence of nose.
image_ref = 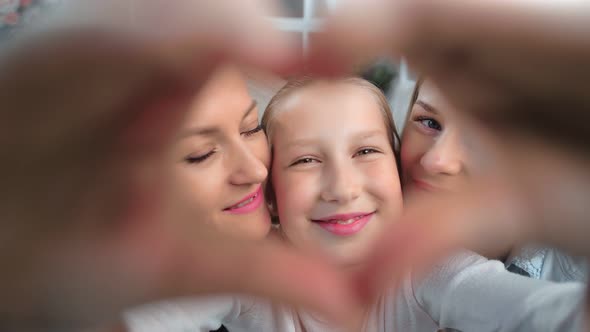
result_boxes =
[320,161,361,203]
[227,141,268,186]
[420,131,464,176]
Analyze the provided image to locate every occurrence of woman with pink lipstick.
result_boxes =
[401,79,588,283]
[163,64,272,241]
[126,76,586,332]
[116,64,275,332]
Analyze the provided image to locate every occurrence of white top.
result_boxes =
[125,252,587,332]
[542,249,588,282]
[505,247,588,282]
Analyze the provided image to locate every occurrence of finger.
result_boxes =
[190,239,360,323]
[0,31,203,238]
[316,1,590,106]
[357,174,531,303]
[492,135,590,256]
[115,228,361,326]
[58,0,300,76]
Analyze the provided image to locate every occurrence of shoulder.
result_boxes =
[383,280,438,331]
[411,250,514,321]
[420,250,502,288]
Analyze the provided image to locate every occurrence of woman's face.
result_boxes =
[166,65,271,240]
[401,80,472,198]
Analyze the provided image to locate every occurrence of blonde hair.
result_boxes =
[262,77,400,153]
[405,79,423,125]
[261,77,401,218]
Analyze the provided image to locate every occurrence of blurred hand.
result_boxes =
[318,0,590,148]
[0,1,358,330]
[357,131,590,304]
[314,0,590,303]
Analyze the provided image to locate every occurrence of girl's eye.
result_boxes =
[290,157,319,166]
[185,150,216,164]
[416,117,442,131]
[354,148,380,157]
[242,125,263,137]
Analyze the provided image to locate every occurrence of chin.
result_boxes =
[328,246,370,268]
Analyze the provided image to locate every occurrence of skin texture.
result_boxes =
[0,1,359,330]
[400,80,512,259]
[317,0,590,307]
[401,80,469,197]
[165,65,271,241]
[269,81,402,266]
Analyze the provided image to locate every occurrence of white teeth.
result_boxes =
[325,215,365,225]
[232,194,256,209]
[338,218,356,225]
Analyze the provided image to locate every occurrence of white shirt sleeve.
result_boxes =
[414,251,587,332]
[124,296,245,332]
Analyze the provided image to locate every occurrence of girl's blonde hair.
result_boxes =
[405,79,423,125]
[262,77,400,153]
[261,77,401,218]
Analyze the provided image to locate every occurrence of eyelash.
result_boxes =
[242,125,263,137]
[354,148,380,157]
[415,116,442,131]
[185,150,216,164]
[291,157,318,166]
[290,148,381,166]
[184,125,261,165]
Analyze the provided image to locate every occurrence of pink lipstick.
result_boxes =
[223,186,263,214]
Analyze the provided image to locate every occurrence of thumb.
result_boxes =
[356,176,530,304]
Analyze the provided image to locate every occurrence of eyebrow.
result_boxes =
[281,130,385,150]
[415,100,438,114]
[281,138,318,150]
[178,100,257,139]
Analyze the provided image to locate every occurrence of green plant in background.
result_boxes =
[360,61,399,95]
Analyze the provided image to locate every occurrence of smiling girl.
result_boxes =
[402,79,588,282]
[262,77,402,266]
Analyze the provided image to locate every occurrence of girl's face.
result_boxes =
[401,80,473,198]
[166,65,271,240]
[401,80,518,259]
[270,82,402,266]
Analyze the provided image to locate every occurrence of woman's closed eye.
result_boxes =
[241,124,263,137]
[185,150,216,164]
